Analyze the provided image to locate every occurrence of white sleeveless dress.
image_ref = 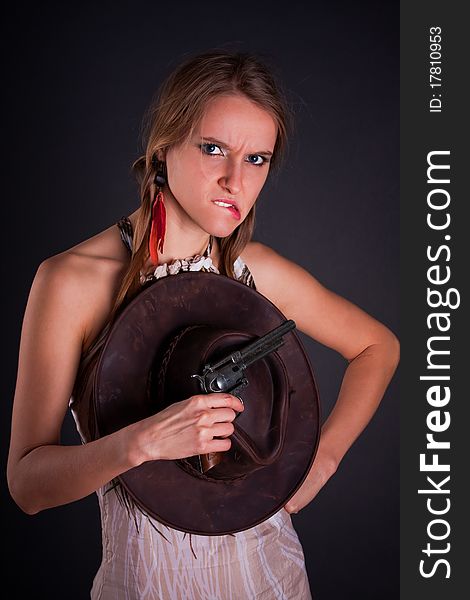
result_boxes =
[74,217,313,600]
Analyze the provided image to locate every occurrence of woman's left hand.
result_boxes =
[283,442,338,514]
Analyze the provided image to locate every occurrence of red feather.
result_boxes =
[149,191,166,265]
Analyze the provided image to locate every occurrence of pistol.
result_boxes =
[190,319,296,473]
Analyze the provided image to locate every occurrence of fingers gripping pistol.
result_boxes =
[190,319,296,473]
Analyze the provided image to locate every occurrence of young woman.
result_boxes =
[7,50,399,598]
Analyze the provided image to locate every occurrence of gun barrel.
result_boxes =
[238,319,295,360]
[202,319,296,373]
[242,337,284,367]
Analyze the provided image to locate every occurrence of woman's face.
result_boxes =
[164,94,278,238]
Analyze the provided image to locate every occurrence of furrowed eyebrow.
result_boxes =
[200,136,273,157]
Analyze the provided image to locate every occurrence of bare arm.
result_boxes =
[7,256,243,515]
[243,242,400,511]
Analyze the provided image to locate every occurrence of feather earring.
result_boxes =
[149,158,167,266]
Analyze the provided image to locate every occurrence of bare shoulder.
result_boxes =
[35,221,130,353]
[239,241,307,311]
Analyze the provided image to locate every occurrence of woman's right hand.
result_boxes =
[127,393,245,465]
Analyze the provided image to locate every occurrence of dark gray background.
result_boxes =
[1,1,399,598]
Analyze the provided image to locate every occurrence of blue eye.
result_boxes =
[247,154,266,166]
[201,143,223,156]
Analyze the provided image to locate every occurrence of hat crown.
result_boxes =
[154,324,290,481]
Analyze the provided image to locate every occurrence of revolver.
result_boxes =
[190,319,296,473]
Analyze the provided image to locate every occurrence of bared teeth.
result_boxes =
[213,200,240,218]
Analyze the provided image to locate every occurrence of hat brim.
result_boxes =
[94,271,321,535]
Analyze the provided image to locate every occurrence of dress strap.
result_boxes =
[117,216,133,254]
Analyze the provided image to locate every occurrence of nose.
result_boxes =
[218,159,242,195]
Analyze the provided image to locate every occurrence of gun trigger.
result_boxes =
[191,373,206,392]
[233,394,244,420]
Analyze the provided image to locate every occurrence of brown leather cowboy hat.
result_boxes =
[93,271,321,535]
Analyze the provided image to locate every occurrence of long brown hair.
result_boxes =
[110,50,293,321]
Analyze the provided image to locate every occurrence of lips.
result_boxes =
[212,198,241,220]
